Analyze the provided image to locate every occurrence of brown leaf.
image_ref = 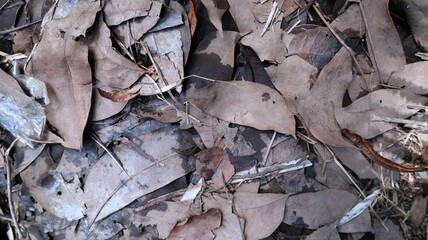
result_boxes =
[186,31,240,89]
[330,146,377,179]
[102,0,153,26]
[90,88,127,121]
[296,47,353,147]
[187,81,296,136]
[111,1,162,48]
[267,55,317,114]
[98,87,139,102]
[201,0,228,33]
[283,189,358,229]
[26,1,101,149]
[167,208,222,240]
[188,0,197,36]
[87,16,147,92]
[335,89,428,139]
[288,26,343,69]
[388,62,428,95]
[331,4,365,39]
[361,0,406,85]
[234,192,287,240]
[399,0,428,51]
[196,147,235,189]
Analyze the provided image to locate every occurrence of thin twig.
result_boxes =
[262,131,277,165]
[4,138,23,238]
[312,3,370,91]
[0,19,42,35]
[0,0,11,11]
[371,115,427,129]
[88,131,129,175]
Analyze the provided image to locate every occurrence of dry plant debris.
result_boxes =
[0,0,427,239]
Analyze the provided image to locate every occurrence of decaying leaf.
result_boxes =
[335,89,428,139]
[26,0,101,149]
[234,192,287,240]
[84,126,195,223]
[21,149,86,221]
[388,61,428,95]
[196,147,235,189]
[297,47,353,147]
[102,0,152,26]
[283,189,358,229]
[288,26,344,69]
[167,208,222,240]
[361,0,406,85]
[187,81,296,136]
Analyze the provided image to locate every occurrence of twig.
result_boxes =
[262,131,276,165]
[0,19,42,35]
[3,138,23,238]
[0,0,11,11]
[312,3,370,91]
[135,188,187,212]
[261,1,278,37]
[182,74,237,85]
[88,131,129,175]
[371,115,427,129]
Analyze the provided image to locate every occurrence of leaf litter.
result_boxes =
[0,0,427,239]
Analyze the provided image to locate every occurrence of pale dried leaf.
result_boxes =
[187,81,296,136]
[388,61,428,95]
[234,192,287,240]
[283,189,358,229]
[103,0,152,26]
[335,89,428,139]
[296,47,353,147]
[84,126,194,223]
[167,208,222,240]
[21,150,86,221]
[361,0,405,85]
[399,0,428,51]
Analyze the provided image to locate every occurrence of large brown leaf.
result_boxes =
[361,0,405,85]
[26,1,101,149]
[187,81,296,136]
[296,47,353,147]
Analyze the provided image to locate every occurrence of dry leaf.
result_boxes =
[26,0,101,149]
[21,149,86,221]
[202,194,245,239]
[201,0,229,33]
[187,81,296,136]
[84,126,194,223]
[399,0,428,51]
[388,61,428,95]
[196,147,235,189]
[330,146,377,179]
[288,26,344,69]
[331,4,365,39]
[90,88,128,121]
[102,0,152,26]
[87,16,147,92]
[167,208,222,240]
[296,47,353,147]
[283,189,358,229]
[188,0,197,36]
[361,0,405,85]
[111,1,162,47]
[186,31,240,89]
[234,192,287,240]
[267,55,317,114]
[335,89,428,139]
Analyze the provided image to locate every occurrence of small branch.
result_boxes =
[313,3,370,91]
[262,131,276,165]
[371,115,427,129]
[3,138,23,238]
[0,19,42,35]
